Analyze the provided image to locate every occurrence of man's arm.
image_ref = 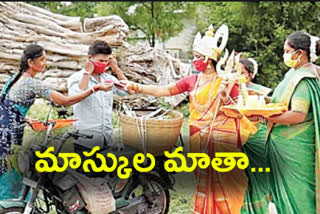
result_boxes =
[78,61,94,90]
[109,56,127,80]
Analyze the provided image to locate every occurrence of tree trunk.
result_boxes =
[150,2,155,47]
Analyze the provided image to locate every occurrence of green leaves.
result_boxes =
[30,2,97,19]
[95,2,195,47]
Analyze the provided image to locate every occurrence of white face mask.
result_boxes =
[283,50,300,68]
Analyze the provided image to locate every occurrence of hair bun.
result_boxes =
[309,35,320,62]
[316,39,320,56]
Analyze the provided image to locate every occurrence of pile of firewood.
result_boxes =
[0,2,190,108]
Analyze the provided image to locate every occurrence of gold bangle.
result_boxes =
[137,84,142,93]
[91,87,95,94]
[132,83,142,93]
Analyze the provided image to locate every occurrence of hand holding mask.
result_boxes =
[104,80,127,91]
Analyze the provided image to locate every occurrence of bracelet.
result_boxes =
[90,87,96,94]
[134,83,142,93]
[83,71,91,76]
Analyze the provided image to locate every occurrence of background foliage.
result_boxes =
[195,2,320,88]
[30,2,96,20]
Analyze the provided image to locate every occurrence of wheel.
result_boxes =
[126,174,170,214]
[0,206,43,214]
[0,207,24,214]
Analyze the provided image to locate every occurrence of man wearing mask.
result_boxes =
[67,40,127,159]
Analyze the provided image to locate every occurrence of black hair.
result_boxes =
[287,31,320,61]
[88,40,112,56]
[211,58,218,69]
[1,44,44,99]
[240,59,254,74]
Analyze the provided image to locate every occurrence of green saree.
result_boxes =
[267,67,320,214]
[241,123,269,214]
[242,66,320,214]
[241,83,271,214]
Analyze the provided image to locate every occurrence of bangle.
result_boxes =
[134,83,142,93]
[83,71,91,76]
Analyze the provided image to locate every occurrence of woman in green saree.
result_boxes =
[240,59,272,214]
[240,58,272,97]
[230,58,272,99]
[242,32,320,214]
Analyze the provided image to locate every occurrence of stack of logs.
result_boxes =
[0,2,190,108]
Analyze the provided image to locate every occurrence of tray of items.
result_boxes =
[221,95,287,118]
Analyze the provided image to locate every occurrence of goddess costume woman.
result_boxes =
[123,25,257,214]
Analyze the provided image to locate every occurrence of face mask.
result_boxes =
[91,60,109,74]
[193,58,209,72]
[283,50,300,68]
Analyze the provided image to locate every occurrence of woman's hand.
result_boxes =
[247,115,263,122]
[218,80,231,104]
[51,83,112,107]
[119,80,141,94]
[119,80,173,97]
[264,111,307,126]
[265,113,285,124]
[95,83,113,92]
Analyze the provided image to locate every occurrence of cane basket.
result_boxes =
[120,110,184,156]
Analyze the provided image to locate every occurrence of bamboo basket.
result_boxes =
[120,110,184,156]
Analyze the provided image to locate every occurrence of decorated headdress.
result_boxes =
[192,24,229,61]
[216,50,242,77]
[247,58,258,79]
